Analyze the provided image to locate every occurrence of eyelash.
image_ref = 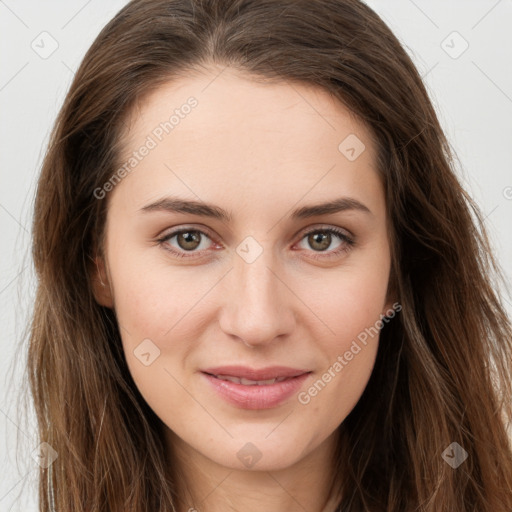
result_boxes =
[156,225,355,261]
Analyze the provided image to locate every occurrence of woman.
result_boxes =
[26,0,512,510]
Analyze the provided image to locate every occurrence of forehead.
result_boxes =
[122,66,375,154]
[111,66,383,219]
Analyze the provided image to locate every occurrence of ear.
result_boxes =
[381,298,396,318]
[90,254,114,308]
[381,263,399,318]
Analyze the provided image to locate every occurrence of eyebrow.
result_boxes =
[139,195,372,222]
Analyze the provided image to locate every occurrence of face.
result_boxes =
[93,66,393,473]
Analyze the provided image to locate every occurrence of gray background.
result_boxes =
[1,1,511,510]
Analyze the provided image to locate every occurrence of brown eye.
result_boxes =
[307,231,332,251]
[159,228,215,257]
[176,231,202,251]
[295,226,355,260]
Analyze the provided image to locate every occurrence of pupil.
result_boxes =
[178,231,200,250]
[309,232,330,251]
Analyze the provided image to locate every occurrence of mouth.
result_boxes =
[201,365,310,381]
[200,366,312,409]
[204,374,292,386]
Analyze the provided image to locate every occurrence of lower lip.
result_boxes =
[201,372,311,410]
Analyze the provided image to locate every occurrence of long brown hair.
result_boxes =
[23,0,512,510]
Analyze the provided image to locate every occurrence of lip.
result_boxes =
[202,365,309,381]
[201,366,311,410]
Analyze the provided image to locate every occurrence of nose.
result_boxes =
[218,247,296,348]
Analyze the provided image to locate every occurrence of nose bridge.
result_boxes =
[218,240,295,346]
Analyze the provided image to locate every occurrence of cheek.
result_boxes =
[296,289,383,428]
[108,251,216,390]
[109,249,199,338]
[111,267,196,415]
[294,257,389,408]
[300,258,390,345]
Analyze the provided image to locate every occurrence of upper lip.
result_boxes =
[201,366,310,380]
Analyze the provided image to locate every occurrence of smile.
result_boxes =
[201,369,311,410]
[211,374,290,385]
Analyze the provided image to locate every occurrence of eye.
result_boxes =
[295,226,355,260]
[157,227,218,258]
[157,225,355,260]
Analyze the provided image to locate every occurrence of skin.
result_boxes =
[92,65,394,512]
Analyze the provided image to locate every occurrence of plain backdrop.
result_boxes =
[1,1,511,510]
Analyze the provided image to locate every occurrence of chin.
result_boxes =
[201,432,315,472]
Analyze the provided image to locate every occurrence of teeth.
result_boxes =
[240,377,272,386]
[215,374,286,386]
[216,375,242,384]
